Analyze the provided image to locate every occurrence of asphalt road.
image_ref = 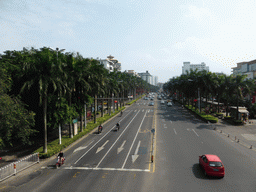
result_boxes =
[3,97,256,192]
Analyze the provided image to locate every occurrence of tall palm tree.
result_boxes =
[231,75,247,120]
[21,47,66,153]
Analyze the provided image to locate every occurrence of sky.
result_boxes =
[1,0,256,83]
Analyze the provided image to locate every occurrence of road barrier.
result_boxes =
[0,152,39,181]
[208,121,255,151]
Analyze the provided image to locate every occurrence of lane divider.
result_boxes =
[96,110,141,168]
[74,110,134,164]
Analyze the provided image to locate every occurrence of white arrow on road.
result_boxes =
[74,146,88,153]
[96,140,109,154]
[117,140,126,154]
[132,141,141,163]
[73,140,94,153]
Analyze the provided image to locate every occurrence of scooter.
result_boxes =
[98,126,103,134]
[56,156,65,168]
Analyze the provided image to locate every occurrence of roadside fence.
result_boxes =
[208,121,255,151]
[0,152,39,182]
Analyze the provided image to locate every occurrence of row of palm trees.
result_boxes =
[163,69,256,119]
[1,47,156,153]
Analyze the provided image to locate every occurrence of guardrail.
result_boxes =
[0,152,39,181]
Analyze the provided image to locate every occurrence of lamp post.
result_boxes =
[49,47,65,143]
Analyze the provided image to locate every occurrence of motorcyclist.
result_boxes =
[98,124,103,133]
[57,151,65,164]
[116,122,120,130]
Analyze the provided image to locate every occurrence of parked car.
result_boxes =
[167,102,172,106]
[150,98,154,100]
[199,154,225,178]
[149,102,154,106]
[161,100,165,104]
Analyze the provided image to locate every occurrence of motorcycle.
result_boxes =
[98,126,103,134]
[56,156,65,168]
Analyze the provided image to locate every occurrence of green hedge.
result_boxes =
[185,105,218,123]
[34,107,125,158]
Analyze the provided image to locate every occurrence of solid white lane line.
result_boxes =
[74,110,133,164]
[173,128,177,135]
[64,167,150,172]
[192,129,199,137]
[122,111,147,169]
[95,110,141,168]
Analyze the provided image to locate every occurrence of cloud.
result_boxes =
[185,5,214,22]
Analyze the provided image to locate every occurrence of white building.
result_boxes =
[154,76,158,86]
[182,62,209,74]
[138,71,158,85]
[124,70,140,77]
[138,71,152,84]
[97,55,121,72]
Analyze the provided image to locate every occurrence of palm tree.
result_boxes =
[73,54,91,132]
[21,47,66,153]
[231,75,247,120]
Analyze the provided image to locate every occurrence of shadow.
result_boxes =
[92,131,101,135]
[192,163,224,180]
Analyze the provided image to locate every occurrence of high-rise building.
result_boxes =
[182,62,209,74]
[137,71,158,85]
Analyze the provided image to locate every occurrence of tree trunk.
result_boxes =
[236,94,239,120]
[101,97,104,117]
[69,93,73,138]
[80,114,83,132]
[94,94,97,123]
[43,95,47,153]
[109,91,111,115]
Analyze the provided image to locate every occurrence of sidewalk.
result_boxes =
[212,118,256,152]
[175,101,256,152]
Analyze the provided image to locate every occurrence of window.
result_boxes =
[209,161,222,167]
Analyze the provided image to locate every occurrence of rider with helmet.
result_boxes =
[116,122,120,130]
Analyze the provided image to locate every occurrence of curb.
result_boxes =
[214,128,256,152]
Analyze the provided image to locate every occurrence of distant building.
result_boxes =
[231,59,256,104]
[124,70,140,77]
[97,55,121,72]
[138,71,158,85]
[182,62,209,74]
[214,72,225,76]
[232,59,256,80]
[138,71,152,84]
[154,76,158,86]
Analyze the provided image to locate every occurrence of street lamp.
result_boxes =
[49,47,65,63]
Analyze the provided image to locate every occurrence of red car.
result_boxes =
[199,154,225,178]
